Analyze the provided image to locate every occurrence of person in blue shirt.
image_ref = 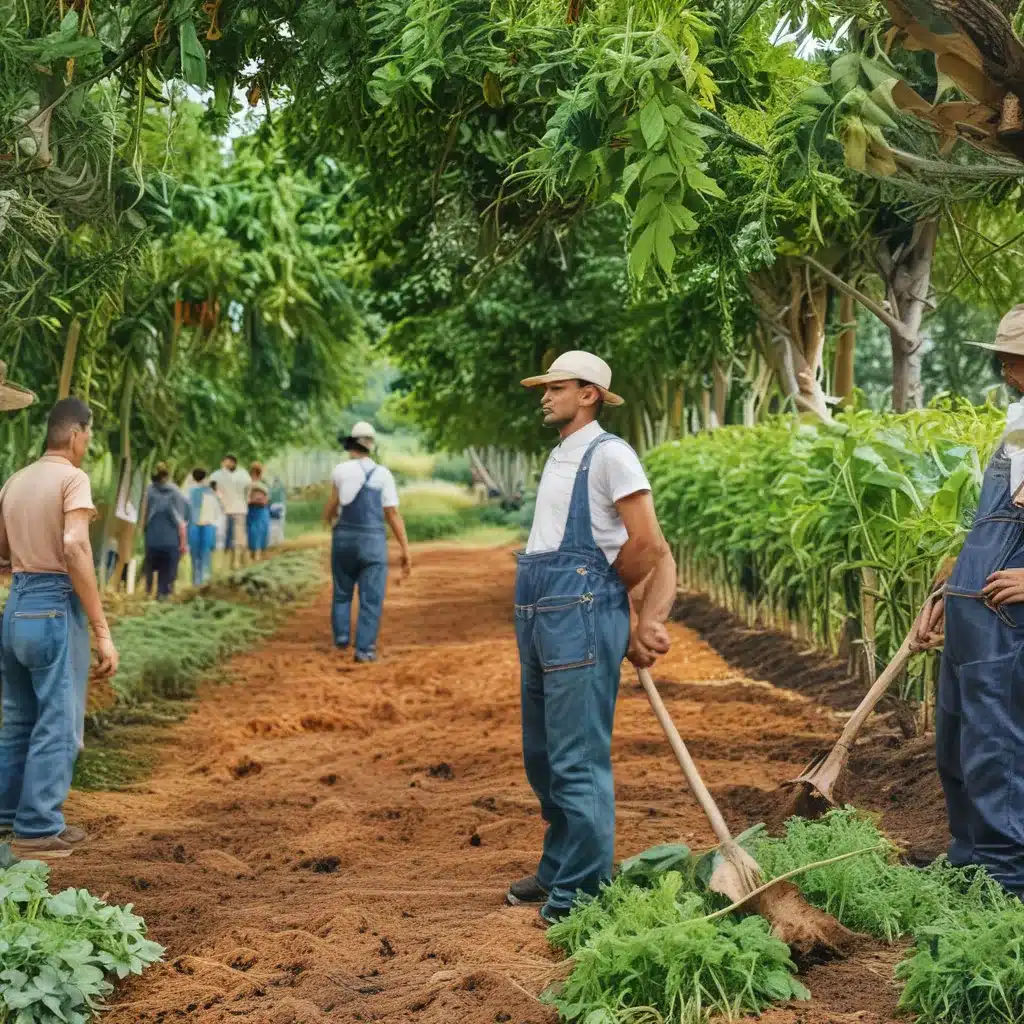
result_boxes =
[185,468,221,586]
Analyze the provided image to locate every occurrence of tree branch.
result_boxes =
[798,255,917,345]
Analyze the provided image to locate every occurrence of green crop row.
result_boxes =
[645,400,1004,699]
[548,811,1024,1024]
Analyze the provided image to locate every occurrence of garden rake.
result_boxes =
[781,632,914,819]
[637,667,857,956]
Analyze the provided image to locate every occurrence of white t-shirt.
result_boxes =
[526,421,650,564]
[209,466,251,516]
[330,459,399,512]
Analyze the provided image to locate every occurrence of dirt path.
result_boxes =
[54,543,908,1024]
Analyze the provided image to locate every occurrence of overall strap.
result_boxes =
[347,461,377,505]
[559,432,624,553]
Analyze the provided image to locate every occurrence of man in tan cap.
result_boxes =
[506,351,677,925]
[323,421,412,662]
[912,304,1024,897]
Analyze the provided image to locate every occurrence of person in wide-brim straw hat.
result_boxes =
[506,349,677,926]
[911,302,1024,899]
[0,361,36,413]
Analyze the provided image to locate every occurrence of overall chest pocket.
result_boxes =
[533,593,596,673]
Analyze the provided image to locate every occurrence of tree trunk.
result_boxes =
[885,219,939,412]
[833,292,857,405]
[669,385,684,438]
[805,284,828,379]
[747,273,833,423]
[712,361,730,427]
[58,318,81,400]
[701,389,712,431]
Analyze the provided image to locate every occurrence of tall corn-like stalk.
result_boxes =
[649,401,1004,703]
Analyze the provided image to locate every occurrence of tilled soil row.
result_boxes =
[53,543,915,1024]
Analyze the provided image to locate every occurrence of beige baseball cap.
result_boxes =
[520,350,624,406]
[340,420,377,452]
[969,304,1024,355]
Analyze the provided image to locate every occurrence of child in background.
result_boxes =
[247,462,271,561]
[186,468,221,585]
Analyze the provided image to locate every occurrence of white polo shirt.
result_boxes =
[330,459,400,510]
[526,421,650,564]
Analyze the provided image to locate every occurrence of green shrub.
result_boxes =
[217,549,325,602]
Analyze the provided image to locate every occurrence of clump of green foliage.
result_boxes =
[548,811,1024,1024]
[0,857,164,1024]
[753,810,1015,941]
[546,871,808,1023]
[110,599,266,703]
[897,908,1024,1023]
[218,549,326,603]
[646,403,1004,699]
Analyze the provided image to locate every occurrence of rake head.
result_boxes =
[778,746,848,820]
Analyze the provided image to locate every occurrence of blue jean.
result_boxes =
[247,506,271,552]
[0,573,89,837]
[937,593,1024,893]
[331,527,388,654]
[515,581,630,910]
[188,524,216,585]
[145,544,180,600]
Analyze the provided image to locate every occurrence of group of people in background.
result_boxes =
[141,454,284,599]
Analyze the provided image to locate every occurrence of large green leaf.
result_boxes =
[179,19,208,89]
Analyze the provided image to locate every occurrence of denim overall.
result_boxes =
[938,442,1024,894]
[0,572,89,837]
[331,461,388,658]
[515,432,631,913]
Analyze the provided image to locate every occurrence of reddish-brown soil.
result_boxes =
[52,544,932,1024]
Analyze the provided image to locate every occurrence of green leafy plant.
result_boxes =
[546,871,808,1024]
[0,859,163,1024]
[897,909,1024,1024]
[646,401,1003,698]
[753,810,1015,942]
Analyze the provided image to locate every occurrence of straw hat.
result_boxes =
[0,362,35,412]
[520,350,624,406]
[969,305,1024,355]
[340,420,377,452]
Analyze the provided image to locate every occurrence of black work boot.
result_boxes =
[505,874,548,906]
[538,903,573,927]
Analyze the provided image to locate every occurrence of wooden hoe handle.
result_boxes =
[637,667,735,847]
[835,634,915,751]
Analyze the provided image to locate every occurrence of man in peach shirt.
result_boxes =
[0,397,119,859]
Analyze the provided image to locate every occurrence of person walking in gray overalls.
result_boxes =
[913,305,1024,896]
[324,422,412,662]
[505,352,678,925]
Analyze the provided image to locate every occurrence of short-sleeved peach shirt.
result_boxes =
[0,455,95,573]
